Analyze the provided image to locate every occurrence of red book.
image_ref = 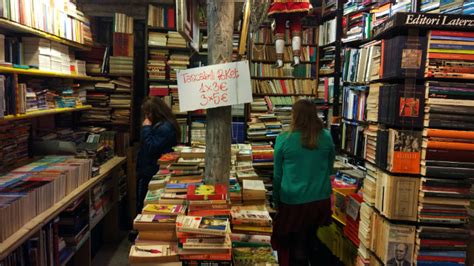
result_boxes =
[431,30,474,38]
[420,239,467,246]
[179,253,231,261]
[429,52,474,61]
[167,7,175,29]
[417,256,464,263]
[149,87,169,96]
[187,184,227,201]
[279,80,287,94]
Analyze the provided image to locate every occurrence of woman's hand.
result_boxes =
[143,118,152,126]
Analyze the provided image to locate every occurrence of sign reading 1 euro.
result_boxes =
[177,60,253,112]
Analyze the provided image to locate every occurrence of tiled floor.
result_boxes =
[92,233,131,266]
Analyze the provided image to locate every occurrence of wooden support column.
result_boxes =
[205,0,235,186]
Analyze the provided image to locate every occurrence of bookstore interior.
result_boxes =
[0,0,474,265]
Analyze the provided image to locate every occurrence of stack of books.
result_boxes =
[167,31,187,48]
[168,53,189,80]
[148,32,167,46]
[190,121,206,144]
[149,84,169,96]
[0,121,30,171]
[57,198,89,264]
[425,31,474,79]
[176,215,232,263]
[342,12,371,43]
[129,243,180,265]
[137,204,186,242]
[424,81,474,130]
[357,202,376,266]
[242,180,266,205]
[419,128,472,225]
[370,212,416,265]
[109,56,133,75]
[187,183,230,217]
[414,226,469,265]
[251,142,274,166]
[230,205,272,247]
[232,247,278,265]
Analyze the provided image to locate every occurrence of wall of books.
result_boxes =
[0,4,133,264]
[328,3,474,265]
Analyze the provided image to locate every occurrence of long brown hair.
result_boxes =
[290,99,324,149]
[141,97,181,141]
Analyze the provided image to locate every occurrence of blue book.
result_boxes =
[430,43,474,50]
[431,36,474,42]
[417,262,465,266]
[418,251,466,258]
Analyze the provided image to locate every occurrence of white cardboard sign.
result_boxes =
[177,60,253,112]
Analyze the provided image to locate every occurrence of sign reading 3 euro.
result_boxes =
[177,60,253,112]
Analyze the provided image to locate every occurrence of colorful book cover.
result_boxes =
[142,204,185,215]
[187,183,227,200]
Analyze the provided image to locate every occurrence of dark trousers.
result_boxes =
[136,174,152,213]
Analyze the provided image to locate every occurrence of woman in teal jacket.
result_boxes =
[271,99,335,266]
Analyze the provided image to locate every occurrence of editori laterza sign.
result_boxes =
[405,14,474,27]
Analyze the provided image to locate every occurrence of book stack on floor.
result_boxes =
[186,183,230,217]
[242,179,266,206]
[134,203,186,244]
[130,202,182,265]
[232,246,278,266]
[356,202,377,266]
[230,205,272,247]
[251,142,274,167]
[176,214,232,264]
[190,121,206,144]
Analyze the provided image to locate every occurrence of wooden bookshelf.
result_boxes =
[0,18,91,51]
[148,45,190,51]
[1,105,93,122]
[0,66,108,81]
[253,93,316,96]
[0,156,126,260]
[251,60,315,64]
[251,76,317,80]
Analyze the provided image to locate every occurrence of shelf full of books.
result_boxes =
[0,0,93,50]
[0,156,127,262]
[78,13,135,140]
[146,3,192,145]
[334,20,474,265]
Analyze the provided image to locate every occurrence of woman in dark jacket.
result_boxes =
[136,97,180,212]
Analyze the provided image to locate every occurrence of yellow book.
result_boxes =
[428,49,474,55]
[232,225,272,233]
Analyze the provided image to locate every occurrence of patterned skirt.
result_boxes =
[268,0,311,17]
[271,198,332,250]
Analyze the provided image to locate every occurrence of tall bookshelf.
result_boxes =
[0,2,131,265]
[248,22,322,142]
[333,10,474,266]
[78,13,136,142]
[145,3,193,145]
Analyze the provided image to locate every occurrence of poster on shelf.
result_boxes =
[177,60,252,112]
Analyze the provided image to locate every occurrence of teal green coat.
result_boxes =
[273,129,335,206]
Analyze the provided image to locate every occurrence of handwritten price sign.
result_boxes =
[177,60,252,112]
